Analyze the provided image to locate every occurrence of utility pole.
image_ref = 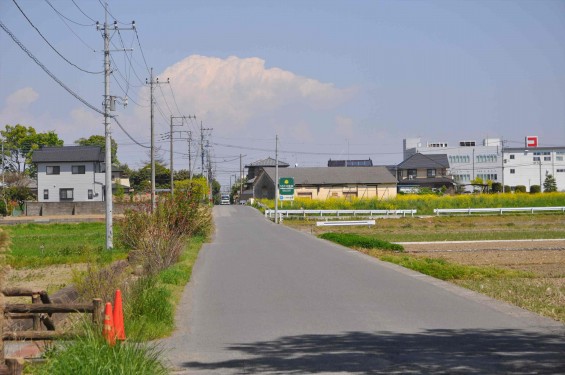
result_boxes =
[240,154,243,200]
[169,115,194,198]
[97,5,133,249]
[187,131,193,180]
[199,121,212,202]
[275,134,279,224]
[146,69,169,211]
[501,138,505,193]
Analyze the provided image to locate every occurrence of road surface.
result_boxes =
[163,206,564,374]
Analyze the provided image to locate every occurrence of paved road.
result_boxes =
[163,206,565,374]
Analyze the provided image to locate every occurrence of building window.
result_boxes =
[544,157,551,161]
[43,189,49,200]
[59,188,74,201]
[72,165,85,174]
[557,156,563,161]
[46,166,60,175]
[510,169,515,174]
[427,169,436,178]
[557,169,565,173]
[533,157,540,162]
[407,169,417,179]
[88,189,93,200]
[509,154,515,159]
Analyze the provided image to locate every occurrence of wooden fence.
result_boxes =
[1,288,102,375]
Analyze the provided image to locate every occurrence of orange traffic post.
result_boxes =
[113,289,126,341]
[102,302,116,346]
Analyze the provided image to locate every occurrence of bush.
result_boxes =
[118,188,211,275]
[319,232,404,251]
[515,185,527,193]
[530,185,541,194]
[491,182,502,193]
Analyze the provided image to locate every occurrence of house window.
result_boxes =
[88,189,93,200]
[510,169,515,174]
[407,169,417,179]
[427,169,436,178]
[46,166,60,175]
[509,154,515,159]
[533,157,540,161]
[544,157,551,161]
[59,188,74,201]
[43,189,49,200]
[557,169,565,173]
[72,165,85,174]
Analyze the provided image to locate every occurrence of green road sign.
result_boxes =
[279,177,295,195]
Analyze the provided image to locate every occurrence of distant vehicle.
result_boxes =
[220,194,230,205]
[239,199,247,205]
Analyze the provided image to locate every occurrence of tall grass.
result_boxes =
[30,324,168,375]
[259,192,565,215]
[319,233,404,251]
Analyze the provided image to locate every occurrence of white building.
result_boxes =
[404,136,565,192]
[32,146,107,202]
[404,137,503,189]
[504,143,565,192]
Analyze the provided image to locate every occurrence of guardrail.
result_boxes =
[265,209,417,219]
[316,220,376,227]
[433,206,565,215]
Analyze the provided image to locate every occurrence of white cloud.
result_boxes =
[5,87,38,110]
[155,55,354,134]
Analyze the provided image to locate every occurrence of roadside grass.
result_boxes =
[290,214,565,242]
[2,223,127,268]
[125,235,205,341]
[28,323,168,375]
[319,232,404,251]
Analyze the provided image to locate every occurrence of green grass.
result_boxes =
[319,232,404,251]
[377,253,530,280]
[125,235,205,340]
[2,223,127,268]
[28,324,168,375]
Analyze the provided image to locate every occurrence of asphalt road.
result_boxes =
[163,206,565,374]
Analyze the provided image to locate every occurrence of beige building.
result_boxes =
[253,166,397,200]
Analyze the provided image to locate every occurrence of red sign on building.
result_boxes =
[526,136,538,148]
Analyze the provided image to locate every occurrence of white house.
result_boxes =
[32,146,107,202]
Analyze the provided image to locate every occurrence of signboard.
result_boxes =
[279,195,294,201]
[279,177,295,195]
[526,136,538,148]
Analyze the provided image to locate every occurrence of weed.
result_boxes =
[319,232,404,251]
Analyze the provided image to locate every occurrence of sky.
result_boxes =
[1,0,564,190]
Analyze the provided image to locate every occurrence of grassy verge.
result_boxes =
[319,232,404,251]
[290,214,565,242]
[2,222,127,268]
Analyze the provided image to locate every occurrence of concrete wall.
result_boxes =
[24,201,145,216]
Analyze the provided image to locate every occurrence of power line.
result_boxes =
[12,0,102,74]
[71,0,97,23]
[44,0,95,27]
[0,19,105,115]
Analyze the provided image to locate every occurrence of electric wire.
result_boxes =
[112,117,150,149]
[44,0,95,27]
[12,0,102,74]
[1,19,105,115]
[71,0,97,23]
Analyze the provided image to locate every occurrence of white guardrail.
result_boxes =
[264,209,417,219]
[433,206,565,215]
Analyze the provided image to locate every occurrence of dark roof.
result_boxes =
[328,159,373,167]
[397,177,455,186]
[261,166,397,185]
[246,157,289,168]
[398,153,449,169]
[32,146,104,163]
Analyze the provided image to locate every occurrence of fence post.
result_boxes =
[32,294,41,331]
[92,298,103,326]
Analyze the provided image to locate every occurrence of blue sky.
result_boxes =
[1,0,564,189]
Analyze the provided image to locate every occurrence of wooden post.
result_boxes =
[31,294,40,331]
[5,358,24,375]
[92,298,103,326]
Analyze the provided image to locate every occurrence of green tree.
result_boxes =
[1,124,63,175]
[211,179,221,204]
[75,135,118,163]
[129,162,171,191]
[543,173,557,192]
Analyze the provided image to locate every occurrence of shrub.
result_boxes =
[118,188,211,275]
[530,185,541,194]
[491,182,502,193]
[319,232,404,251]
[515,185,527,193]
[73,260,130,304]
